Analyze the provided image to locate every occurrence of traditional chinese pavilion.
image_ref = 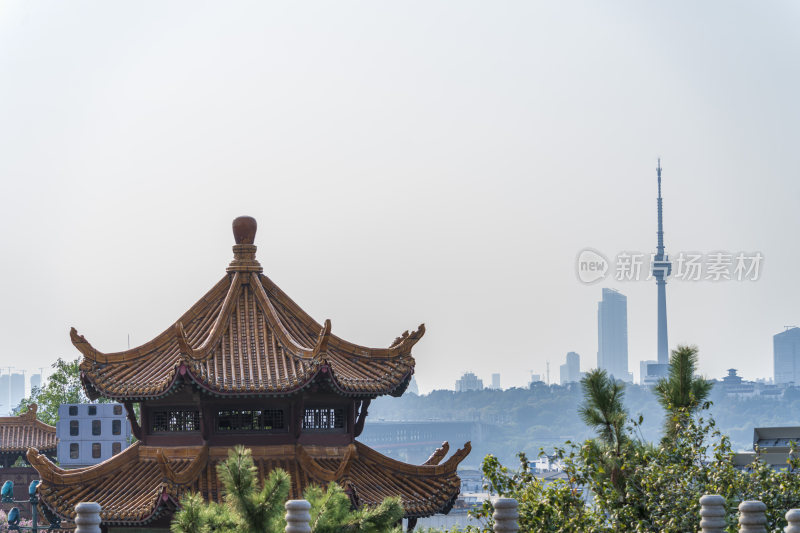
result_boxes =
[0,405,56,502]
[28,217,469,531]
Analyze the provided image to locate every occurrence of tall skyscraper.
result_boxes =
[0,374,9,415]
[652,159,672,366]
[597,288,630,382]
[774,327,800,384]
[560,352,581,384]
[30,373,42,393]
[10,373,25,413]
[491,373,501,389]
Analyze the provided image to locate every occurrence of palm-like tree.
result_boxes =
[654,344,712,440]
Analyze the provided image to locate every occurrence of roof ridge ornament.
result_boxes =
[71,327,105,363]
[423,442,450,466]
[227,216,262,273]
[387,323,426,355]
[19,403,38,421]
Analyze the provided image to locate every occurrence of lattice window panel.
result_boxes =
[216,409,285,432]
[151,409,201,432]
[302,407,345,431]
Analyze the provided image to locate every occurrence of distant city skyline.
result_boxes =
[1,2,798,394]
[0,370,45,414]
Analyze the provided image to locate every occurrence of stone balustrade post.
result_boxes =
[74,502,101,533]
[785,509,800,533]
[492,497,519,533]
[285,499,311,533]
[699,494,727,533]
[739,500,767,533]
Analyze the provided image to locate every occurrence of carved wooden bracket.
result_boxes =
[353,398,371,438]
[123,401,142,440]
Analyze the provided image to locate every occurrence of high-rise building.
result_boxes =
[9,373,24,413]
[774,327,800,384]
[30,373,42,393]
[529,373,543,385]
[491,373,501,389]
[560,352,581,384]
[597,288,631,382]
[640,360,658,385]
[0,374,9,416]
[407,376,419,395]
[455,372,484,392]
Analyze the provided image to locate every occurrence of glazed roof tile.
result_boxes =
[28,440,470,524]
[0,405,57,455]
[75,218,423,401]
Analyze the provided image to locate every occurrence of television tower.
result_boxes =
[652,159,672,365]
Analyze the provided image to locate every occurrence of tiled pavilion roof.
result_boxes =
[74,217,424,401]
[0,404,57,456]
[27,440,471,525]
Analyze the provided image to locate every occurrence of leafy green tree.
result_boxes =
[15,358,110,425]
[467,451,601,532]
[459,406,800,532]
[653,345,713,440]
[171,446,404,533]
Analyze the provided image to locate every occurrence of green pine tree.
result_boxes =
[653,345,713,440]
[171,445,403,533]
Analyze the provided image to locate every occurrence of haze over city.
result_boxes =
[2,1,799,393]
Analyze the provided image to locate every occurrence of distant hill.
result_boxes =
[365,383,800,465]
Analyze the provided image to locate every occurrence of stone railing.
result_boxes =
[285,497,521,533]
[699,494,800,532]
[72,498,521,533]
[74,495,800,532]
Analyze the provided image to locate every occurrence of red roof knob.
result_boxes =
[232,216,257,245]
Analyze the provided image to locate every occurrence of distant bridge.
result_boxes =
[358,420,490,464]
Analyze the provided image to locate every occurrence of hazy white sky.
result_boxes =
[1,1,799,393]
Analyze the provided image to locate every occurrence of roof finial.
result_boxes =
[227,216,262,273]
[232,216,257,245]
